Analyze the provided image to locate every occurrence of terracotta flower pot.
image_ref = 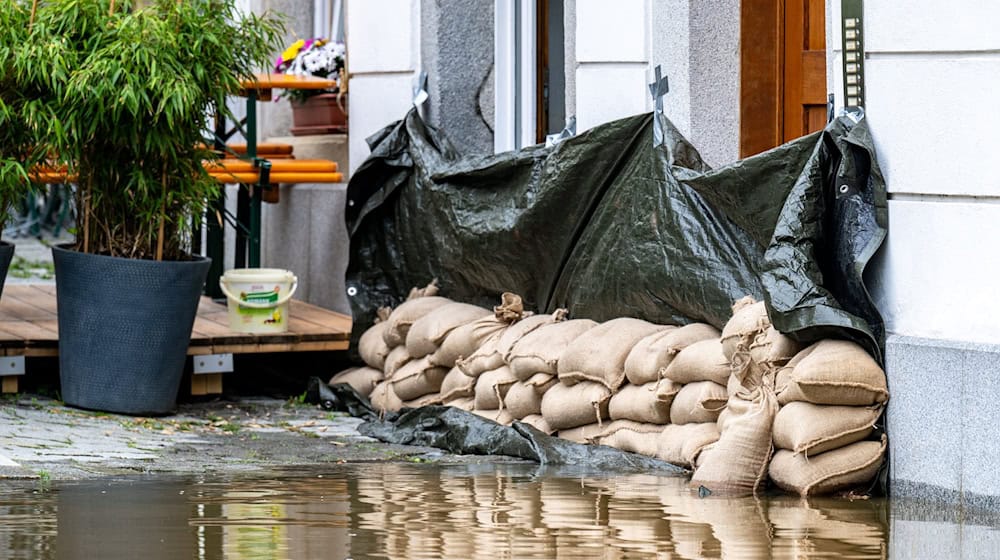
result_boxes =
[290,92,348,136]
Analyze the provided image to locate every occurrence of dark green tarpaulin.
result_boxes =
[345,110,887,361]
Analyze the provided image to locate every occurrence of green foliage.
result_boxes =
[0,2,44,232]
[18,0,284,260]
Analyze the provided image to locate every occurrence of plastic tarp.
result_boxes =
[307,378,686,474]
[345,109,887,362]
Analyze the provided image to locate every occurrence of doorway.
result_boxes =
[740,0,828,158]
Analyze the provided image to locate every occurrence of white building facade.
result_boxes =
[272,0,1000,507]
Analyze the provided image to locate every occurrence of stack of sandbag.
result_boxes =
[365,281,490,414]
[455,293,538,424]
[769,339,889,496]
[543,318,664,440]
[582,323,726,467]
[691,297,783,495]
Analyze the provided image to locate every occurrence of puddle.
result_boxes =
[0,462,997,558]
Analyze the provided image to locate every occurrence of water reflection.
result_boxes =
[0,463,996,558]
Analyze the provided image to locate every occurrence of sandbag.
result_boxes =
[541,381,612,431]
[593,420,663,457]
[370,381,404,414]
[445,396,475,411]
[430,315,507,368]
[404,393,441,408]
[662,338,731,386]
[720,297,770,361]
[456,332,508,378]
[656,422,720,468]
[716,407,733,432]
[438,366,476,401]
[454,292,530,376]
[329,366,383,398]
[473,366,518,410]
[471,408,515,426]
[359,321,392,370]
[556,422,604,444]
[608,382,676,424]
[558,318,665,390]
[383,345,412,377]
[748,326,802,368]
[497,309,567,362]
[624,323,719,385]
[690,387,778,495]
[776,339,889,406]
[390,357,449,401]
[520,414,555,435]
[405,302,492,358]
[669,381,728,425]
[769,436,887,496]
[773,402,882,455]
[383,295,454,348]
[507,319,598,379]
[504,374,557,419]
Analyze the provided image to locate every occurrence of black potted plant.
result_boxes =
[22,0,282,414]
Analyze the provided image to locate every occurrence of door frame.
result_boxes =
[495,0,537,152]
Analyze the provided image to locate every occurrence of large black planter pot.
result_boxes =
[0,241,14,298]
[52,246,211,415]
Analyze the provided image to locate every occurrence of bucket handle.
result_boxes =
[220,276,298,309]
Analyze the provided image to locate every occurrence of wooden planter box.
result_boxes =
[290,93,348,136]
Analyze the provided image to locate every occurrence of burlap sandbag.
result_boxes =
[558,318,665,390]
[445,396,475,411]
[404,393,440,408]
[370,380,404,414]
[776,339,889,406]
[473,366,518,410]
[431,316,507,368]
[669,381,728,424]
[438,366,476,401]
[593,420,663,457]
[504,374,557,419]
[624,323,719,385]
[521,414,555,435]
[456,332,508,378]
[720,297,770,362]
[507,319,598,380]
[690,387,778,495]
[383,345,412,377]
[608,381,676,424]
[557,422,604,444]
[773,402,882,455]
[471,408,514,426]
[390,357,449,401]
[405,302,492,358]
[541,381,612,431]
[716,407,733,432]
[329,366,383,398]
[662,338,731,386]
[748,326,801,368]
[497,309,568,362]
[656,422,721,468]
[383,295,454,348]
[769,436,887,496]
[358,318,392,370]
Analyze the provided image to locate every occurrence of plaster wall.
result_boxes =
[828,0,1000,505]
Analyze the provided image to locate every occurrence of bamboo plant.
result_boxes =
[17,0,284,261]
[0,2,44,232]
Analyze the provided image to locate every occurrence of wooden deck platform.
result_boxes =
[0,285,352,394]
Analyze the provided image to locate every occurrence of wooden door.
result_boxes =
[740,0,827,158]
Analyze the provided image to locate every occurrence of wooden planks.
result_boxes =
[0,285,351,356]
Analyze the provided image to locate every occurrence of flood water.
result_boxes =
[0,462,997,559]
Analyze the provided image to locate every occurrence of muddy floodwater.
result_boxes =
[1,462,998,559]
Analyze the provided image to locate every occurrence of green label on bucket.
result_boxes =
[242,289,279,305]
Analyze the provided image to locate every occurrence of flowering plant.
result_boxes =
[274,38,345,102]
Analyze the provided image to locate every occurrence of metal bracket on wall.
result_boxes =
[191,353,233,396]
[841,0,865,108]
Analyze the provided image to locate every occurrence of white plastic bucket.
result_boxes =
[220,268,298,333]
